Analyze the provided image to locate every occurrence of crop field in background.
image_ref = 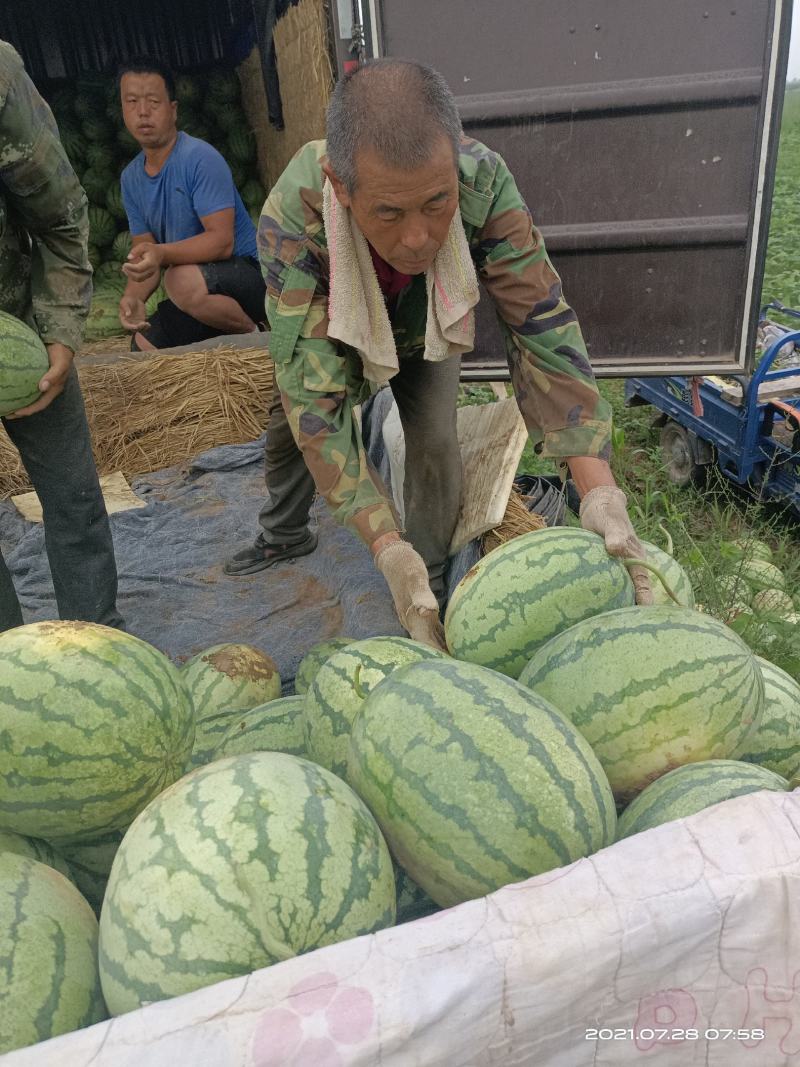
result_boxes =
[472,89,800,680]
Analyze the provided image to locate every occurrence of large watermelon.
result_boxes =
[82,168,114,207]
[616,759,788,840]
[0,311,48,416]
[733,657,800,780]
[444,528,636,678]
[0,853,107,1054]
[519,606,764,801]
[228,128,256,164]
[88,205,117,248]
[0,621,195,843]
[395,866,440,925]
[348,658,616,908]
[303,636,445,780]
[189,694,305,767]
[98,752,396,1014]
[111,230,133,263]
[182,643,281,723]
[84,293,123,341]
[294,636,354,694]
[738,559,786,593]
[639,539,694,607]
[59,830,125,915]
[0,829,73,883]
[106,184,127,221]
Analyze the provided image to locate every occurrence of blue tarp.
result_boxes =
[0,435,404,693]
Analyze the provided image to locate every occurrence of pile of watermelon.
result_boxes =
[43,71,265,342]
[1,525,798,1054]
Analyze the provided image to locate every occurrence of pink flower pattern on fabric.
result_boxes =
[252,972,375,1067]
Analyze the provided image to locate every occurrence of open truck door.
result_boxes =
[333,0,792,379]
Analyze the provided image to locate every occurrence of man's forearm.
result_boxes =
[157,230,234,267]
[123,273,159,301]
[566,455,617,497]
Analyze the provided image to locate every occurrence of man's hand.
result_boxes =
[374,538,447,651]
[122,242,163,285]
[6,342,74,419]
[579,485,654,605]
[119,294,150,333]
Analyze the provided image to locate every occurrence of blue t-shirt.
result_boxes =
[120,133,257,260]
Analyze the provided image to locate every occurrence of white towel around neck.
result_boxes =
[323,178,479,385]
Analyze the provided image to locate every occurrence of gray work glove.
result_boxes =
[579,486,654,606]
[374,540,447,651]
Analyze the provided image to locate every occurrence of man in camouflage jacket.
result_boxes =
[227,60,650,647]
[0,41,123,632]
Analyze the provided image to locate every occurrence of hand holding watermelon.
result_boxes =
[579,485,654,605]
[5,340,73,419]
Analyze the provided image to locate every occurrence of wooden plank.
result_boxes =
[449,397,528,553]
[715,374,800,406]
[12,471,146,524]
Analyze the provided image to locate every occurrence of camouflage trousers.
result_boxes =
[257,353,463,598]
[0,367,124,632]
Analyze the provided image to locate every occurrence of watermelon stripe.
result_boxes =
[734,658,800,779]
[445,528,636,678]
[520,606,764,800]
[348,659,615,908]
[98,753,395,1015]
[0,622,194,842]
[0,854,106,1053]
[617,760,788,839]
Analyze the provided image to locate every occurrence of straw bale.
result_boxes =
[238,0,334,189]
[482,490,547,555]
[0,343,274,499]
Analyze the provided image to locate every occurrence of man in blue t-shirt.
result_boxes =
[116,58,266,350]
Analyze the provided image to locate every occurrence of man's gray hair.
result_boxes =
[326,59,463,193]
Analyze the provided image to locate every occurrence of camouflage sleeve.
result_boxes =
[475,156,612,462]
[0,47,91,353]
[258,154,400,549]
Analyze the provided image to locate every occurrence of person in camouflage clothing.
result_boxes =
[0,41,123,632]
[227,60,650,647]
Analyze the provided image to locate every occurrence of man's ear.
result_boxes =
[322,161,351,209]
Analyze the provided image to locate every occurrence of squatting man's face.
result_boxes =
[325,134,460,274]
[120,72,178,150]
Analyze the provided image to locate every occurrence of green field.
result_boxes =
[486,91,800,682]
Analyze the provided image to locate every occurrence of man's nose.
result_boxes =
[400,217,429,253]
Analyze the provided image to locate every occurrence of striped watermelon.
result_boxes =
[294,636,354,694]
[0,621,195,844]
[444,528,636,679]
[59,831,124,915]
[98,752,396,1014]
[189,695,305,767]
[303,637,445,780]
[348,658,616,908]
[738,559,786,592]
[395,865,440,925]
[0,829,73,884]
[733,657,800,780]
[182,643,281,724]
[0,311,48,416]
[640,540,695,607]
[519,606,764,801]
[616,759,788,840]
[0,853,107,1054]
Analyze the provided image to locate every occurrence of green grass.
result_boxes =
[461,94,800,681]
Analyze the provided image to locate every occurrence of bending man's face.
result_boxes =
[327,134,460,274]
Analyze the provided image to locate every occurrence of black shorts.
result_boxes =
[134,256,266,350]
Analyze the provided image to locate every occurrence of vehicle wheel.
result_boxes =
[659,421,698,487]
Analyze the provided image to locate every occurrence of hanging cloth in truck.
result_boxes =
[252,0,300,130]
